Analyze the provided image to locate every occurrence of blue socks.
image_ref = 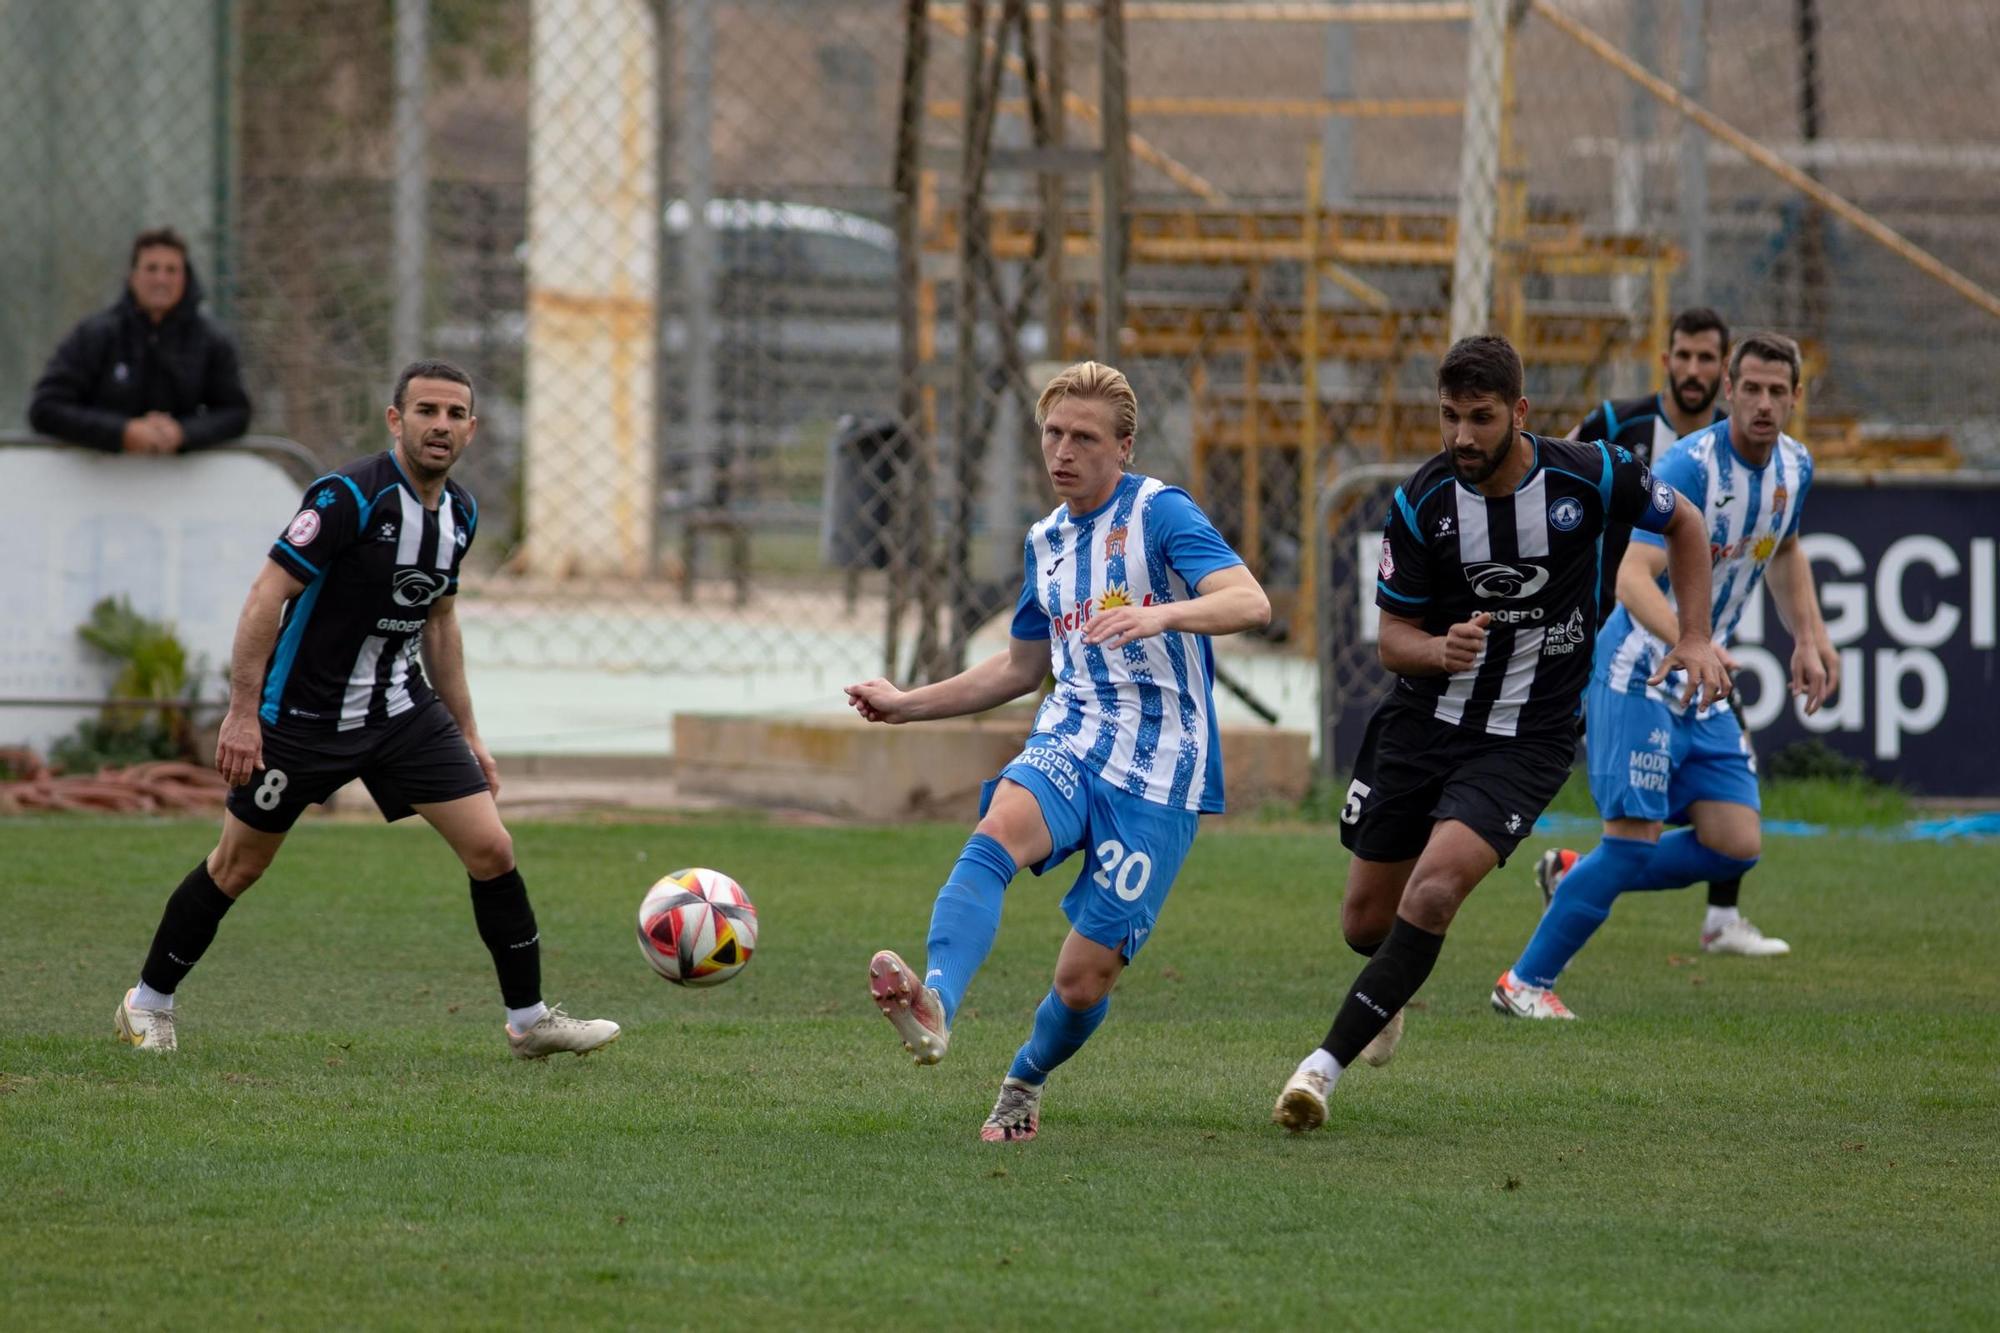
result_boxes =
[1639,828,1758,890]
[1514,832,1760,988]
[1512,836,1654,988]
[1008,988,1111,1085]
[923,833,1017,1025]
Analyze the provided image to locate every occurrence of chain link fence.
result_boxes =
[4,1,1996,746]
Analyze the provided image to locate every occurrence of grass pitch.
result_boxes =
[3,816,1995,1329]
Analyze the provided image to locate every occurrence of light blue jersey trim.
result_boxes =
[258,575,326,725]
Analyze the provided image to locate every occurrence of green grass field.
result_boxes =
[4,816,1995,1329]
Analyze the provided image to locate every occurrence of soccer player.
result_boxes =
[845,361,1269,1143]
[1271,335,1728,1133]
[1494,332,1837,1018]
[1565,307,1773,953]
[113,360,620,1060]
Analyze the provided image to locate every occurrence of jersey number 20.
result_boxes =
[1094,839,1154,901]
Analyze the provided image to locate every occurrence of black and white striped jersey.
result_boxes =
[258,451,478,732]
[1374,434,1676,737]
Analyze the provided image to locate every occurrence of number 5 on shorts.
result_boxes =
[253,768,290,811]
[1340,779,1371,826]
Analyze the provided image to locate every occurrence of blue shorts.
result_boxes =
[1584,678,1761,824]
[980,733,1201,961]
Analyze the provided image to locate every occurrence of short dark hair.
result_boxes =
[129,227,189,268]
[1728,332,1802,390]
[1438,334,1523,405]
[393,359,476,412]
[1669,306,1730,352]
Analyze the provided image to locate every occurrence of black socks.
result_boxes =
[1707,875,1743,909]
[469,869,541,1009]
[1321,917,1445,1067]
[139,860,236,995]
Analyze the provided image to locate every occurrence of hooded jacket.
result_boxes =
[27,259,252,452]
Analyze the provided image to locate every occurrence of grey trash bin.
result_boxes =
[820,414,910,570]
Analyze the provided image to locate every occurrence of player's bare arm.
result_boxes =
[1377,608,1491,677]
[215,558,305,787]
[423,594,499,792]
[1081,563,1270,651]
[1762,533,1836,713]
[845,633,1048,726]
[1649,493,1731,708]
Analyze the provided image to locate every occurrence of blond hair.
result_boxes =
[1035,361,1139,441]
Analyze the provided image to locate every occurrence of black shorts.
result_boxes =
[1337,699,1574,866]
[225,697,489,833]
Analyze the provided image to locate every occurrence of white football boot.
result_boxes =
[1490,970,1578,1021]
[868,949,950,1065]
[1272,1068,1332,1133]
[507,1005,620,1059]
[1702,917,1791,957]
[115,989,177,1052]
[980,1076,1043,1143]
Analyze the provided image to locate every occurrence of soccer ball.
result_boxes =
[636,868,759,987]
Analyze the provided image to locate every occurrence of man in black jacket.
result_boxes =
[28,227,251,454]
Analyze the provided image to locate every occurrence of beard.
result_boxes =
[1451,424,1514,486]
[1673,375,1720,416]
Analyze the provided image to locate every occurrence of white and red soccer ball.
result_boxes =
[636,868,759,987]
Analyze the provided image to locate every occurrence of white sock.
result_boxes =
[132,981,173,1011]
[507,1002,550,1033]
[1705,906,1742,933]
[1297,1048,1342,1089]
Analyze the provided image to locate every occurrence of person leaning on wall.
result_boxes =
[27,226,252,455]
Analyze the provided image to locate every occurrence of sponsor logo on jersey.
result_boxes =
[375,616,427,633]
[1652,480,1676,514]
[1626,746,1670,792]
[376,522,398,543]
[453,526,468,548]
[1015,744,1080,800]
[284,509,321,546]
[1542,607,1587,654]
[1435,516,1454,538]
[1464,561,1550,599]
[1105,525,1128,559]
[1488,607,1546,623]
[391,568,450,608]
[1505,813,1523,833]
[1715,493,1735,508]
[1051,588,1159,635]
[1378,537,1395,579]
[1548,497,1583,531]
[1614,445,1634,464]
[313,486,337,510]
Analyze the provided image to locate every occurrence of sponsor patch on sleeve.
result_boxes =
[1651,480,1675,514]
[284,509,321,546]
[1378,537,1395,579]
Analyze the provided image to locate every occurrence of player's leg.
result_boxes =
[1278,819,1498,1131]
[1498,684,1671,1013]
[117,810,290,1051]
[1341,855,1417,1066]
[1682,799,1784,955]
[984,782,1196,1142]
[413,789,619,1058]
[871,742,1073,1065]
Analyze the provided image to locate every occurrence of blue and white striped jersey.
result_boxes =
[1009,473,1244,813]
[1597,418,1814,715]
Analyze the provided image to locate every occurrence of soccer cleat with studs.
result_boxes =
[1702,916,1791,957]
[507,1005,621,1060]
[1272,1067,1331,1133]
[1491,969,1578,1020]
[980,1076,1043,1142]
[1535,847,1578,911]
[115,989,177,1052]
[868,949,950,1064]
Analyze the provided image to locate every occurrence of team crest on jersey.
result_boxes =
[1548,497,1583,531]
[1651,480,1676,514]
[1772,484,1789,513]
[313,486,337,510]
[1105,525,1128,559]
[284,509,321,546]
[1378,537,1395,579]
